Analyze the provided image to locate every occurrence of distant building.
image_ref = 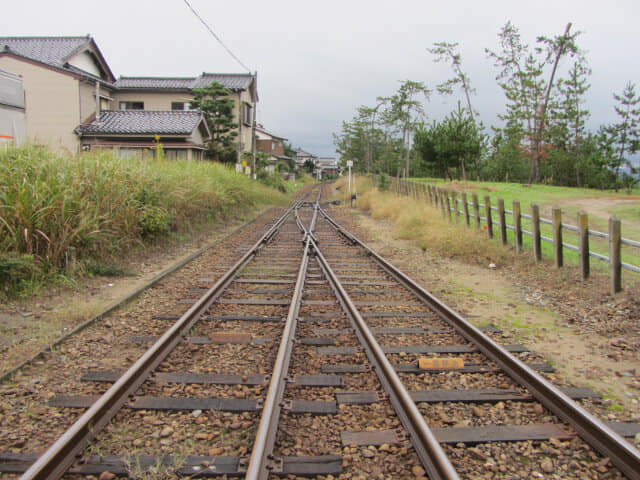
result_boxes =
[0,68,26,145]
[255,126,292,172]
[315,157,341,179]
[293,148,317,169]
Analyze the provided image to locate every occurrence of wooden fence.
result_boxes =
[386,177,640,294]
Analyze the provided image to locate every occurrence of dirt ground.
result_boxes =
[0,211,269,376]
[336,205,640,423]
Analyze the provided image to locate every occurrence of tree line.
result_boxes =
[333,21,639,189]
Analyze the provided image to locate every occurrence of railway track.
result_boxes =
[2,184,640,479]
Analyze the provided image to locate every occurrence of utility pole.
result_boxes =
[251,71,258,179]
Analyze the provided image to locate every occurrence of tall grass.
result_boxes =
[337,175,521,267]
[0,145,288,294]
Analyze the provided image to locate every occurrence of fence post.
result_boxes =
[428,186,434,204]
[472,193,480,230]
[452,191,459,222]
[609,217,622,294]
[513,200,522,253]
[578,211,589,280]
[445,191,452,221]
[498,198,507,245]
[484,195,493,238]
[552,207,563,268]
[462,192,470,226]
[532,203,541,261]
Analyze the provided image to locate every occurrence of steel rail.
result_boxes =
[318,207,640,480]
[20,198,307,480]
[309,233,460,480]
[245,193,320,479]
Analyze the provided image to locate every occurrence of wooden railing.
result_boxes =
[385,177,640,294]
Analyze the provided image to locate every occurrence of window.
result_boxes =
[243,103,253,126]
[119,101,144,110]
[172,102,192,111]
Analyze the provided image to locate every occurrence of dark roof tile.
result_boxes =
[0,36,90,68]
[76,110,204,136]
[115,73,254,91]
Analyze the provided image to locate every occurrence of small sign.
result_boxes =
[346,160,353,167]
[418,357,464,370]
[242,160,247,167]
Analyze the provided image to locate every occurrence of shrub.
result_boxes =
[377,173,391,191]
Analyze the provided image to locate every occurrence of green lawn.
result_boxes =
[408,178,640,275]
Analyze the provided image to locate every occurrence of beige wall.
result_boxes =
[114,91,192,111]
[236,89,255,155]
[0,57,81,153]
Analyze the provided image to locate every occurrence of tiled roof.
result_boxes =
[115,73,254,91]
[114,77,194,90]
[295,148,316,158]
[76,110,205,136]
[194,73,254,90]
[0,36,115,83]
[0,36,90,68]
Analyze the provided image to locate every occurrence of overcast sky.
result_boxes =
[3,0,640,158]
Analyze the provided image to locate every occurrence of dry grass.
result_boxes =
[355,179,523,267]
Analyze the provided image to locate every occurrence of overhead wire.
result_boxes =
[182,0,251,73]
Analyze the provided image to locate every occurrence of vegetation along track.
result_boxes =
[2,184,640,479]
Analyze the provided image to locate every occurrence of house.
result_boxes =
[0,36,116,153]
[255,126,292,172]
[0,68,26,145]
[113,73,258,160]
[293,148,317,169]
[315,157,341,179]
[0,35,257,160]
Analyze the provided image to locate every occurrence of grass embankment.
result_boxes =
[0,145,290,296]
[409,178,640,272]
[340,176,639,288]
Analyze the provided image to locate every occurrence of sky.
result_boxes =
[3,0,640,159]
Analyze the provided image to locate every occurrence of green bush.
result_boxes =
[377,173,391,191]
[258,171,288,193]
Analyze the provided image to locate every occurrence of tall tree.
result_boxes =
[609,82,640,179]
[487,21,581,183]
[554,60,592,186]
[428,41,477,119]
[379,80,431,176]
[190,82,238,162]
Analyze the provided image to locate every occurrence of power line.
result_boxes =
[182,0,251,72]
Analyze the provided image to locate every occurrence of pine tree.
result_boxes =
[555,61,591,186]
[486,22,581,183]
[611,82,640,178]
[428,41,477,119]
[190,82,238,162]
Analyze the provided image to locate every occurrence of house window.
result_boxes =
[119,101,144,110]
[172,102,192,111]
[243,103,253,126]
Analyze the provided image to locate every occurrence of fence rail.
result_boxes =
[384,177,639,294]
